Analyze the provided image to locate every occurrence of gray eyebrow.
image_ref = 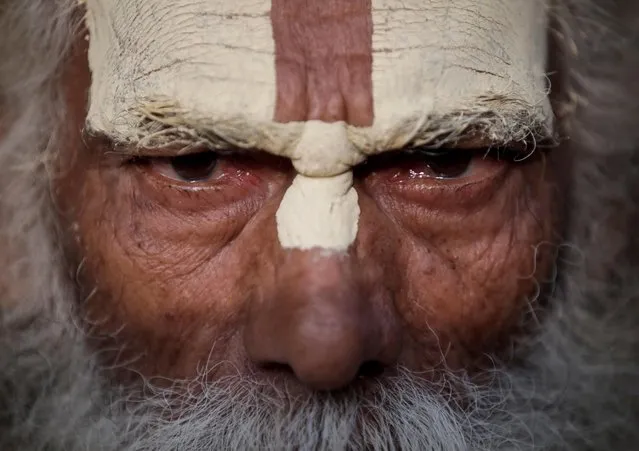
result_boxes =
[83,128,241,161]
[87,112,553,160]
[125,117,243,153]
[86,93,554,158]
[84,107,277,157]
[405,111,554,150]
[350,111,554,159]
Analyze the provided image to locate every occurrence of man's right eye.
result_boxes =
[147,152,220,183]
[124,148,291,211]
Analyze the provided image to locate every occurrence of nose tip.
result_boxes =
[277,309,384,391]
[246,297,397,391]
[244,254,400,391]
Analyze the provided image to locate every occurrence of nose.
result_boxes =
[244,251,401,391]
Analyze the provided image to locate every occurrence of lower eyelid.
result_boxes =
[363,157,507,192]
[364,169,512,217]
[135,156,271,195]
[148,158,222,184]
[130,163,255,212]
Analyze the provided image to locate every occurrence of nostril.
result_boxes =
[259,361,296,375]
[256,359,386,388]
[357,360,385,379]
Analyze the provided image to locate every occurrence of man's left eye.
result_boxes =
[356,146,529,193]
[151,152,220,183]
[412,150,474,179]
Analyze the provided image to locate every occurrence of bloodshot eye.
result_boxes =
[356,145,523,192]
[395,146,532,182]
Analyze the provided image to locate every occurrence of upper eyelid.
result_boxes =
[131,147,533,166]
[357,144,537,170]
[386,147,495,158]
[404,139,529,153]
[401,141,545,160]
[114,144,251,159]
[99,135,544,165]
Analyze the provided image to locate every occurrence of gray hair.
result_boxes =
[1,1,639,450]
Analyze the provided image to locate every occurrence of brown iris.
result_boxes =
[415,150,473,179]
[152,152,220,183]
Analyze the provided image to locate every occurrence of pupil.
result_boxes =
[422,151,472,178]
[170,152,218,182]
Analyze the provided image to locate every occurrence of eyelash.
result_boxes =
[119,145,536,214]
[122,145,536,163]
[404,146,538,161]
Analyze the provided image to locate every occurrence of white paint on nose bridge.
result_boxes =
[277,172,360,251]
[289,121,365,178]
[277,121,364,251]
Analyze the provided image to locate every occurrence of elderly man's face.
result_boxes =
[54,0,556,392]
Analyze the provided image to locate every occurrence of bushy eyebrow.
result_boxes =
[85,95,554,159]
[397,106,554,152]
[83,104,271,157]
[83,130,241,161]
[402,117,555,154]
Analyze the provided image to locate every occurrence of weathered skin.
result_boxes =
[84,0,551,250]
[50,0,557,389]
[6,0,639,450]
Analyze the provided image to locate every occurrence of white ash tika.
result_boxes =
[83,0,552,251]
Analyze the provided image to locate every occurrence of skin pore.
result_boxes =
[52,27,557,391]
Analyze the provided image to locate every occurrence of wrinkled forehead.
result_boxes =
[85,0,552,153]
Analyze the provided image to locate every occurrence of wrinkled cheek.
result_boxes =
[54,168,163,313]
[56,183,242,379]
[73,203,209,328]
[396,169,557,364]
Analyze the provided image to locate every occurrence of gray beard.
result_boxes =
[2,258,639,451]
[0,308,510,451]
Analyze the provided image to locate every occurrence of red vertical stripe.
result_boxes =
[271,0,374,127]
